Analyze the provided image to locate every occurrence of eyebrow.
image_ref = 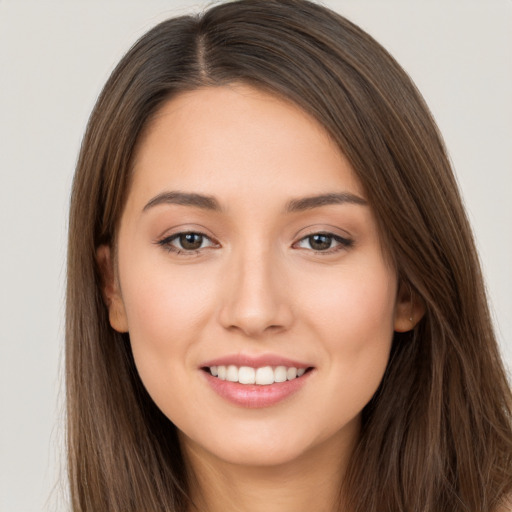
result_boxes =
[143,191,221,212]
[142,190,367,214]
[285,192,367,212]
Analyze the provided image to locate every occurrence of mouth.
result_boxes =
[202,365,313,385]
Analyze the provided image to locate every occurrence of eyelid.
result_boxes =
[291,225,354,254]
[293,233,353,251]
[156,232,219,255]
[154,223,216,241]
[153,224,221,255]
[292,224,353,242]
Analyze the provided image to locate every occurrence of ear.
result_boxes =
[96,244,129,333]
[394,281,425,333]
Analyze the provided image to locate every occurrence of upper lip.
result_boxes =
[201,353,312,369]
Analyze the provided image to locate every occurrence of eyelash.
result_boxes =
[156,232,218,255]
[293,232,354,254]
[156,231,354,255]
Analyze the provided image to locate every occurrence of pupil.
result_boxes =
[180,233,202,250]
[310,234,331,250]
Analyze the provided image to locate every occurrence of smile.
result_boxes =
[203,365,313,408]
[207,365,308,385]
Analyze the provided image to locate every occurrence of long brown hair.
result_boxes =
[66,1,512,510]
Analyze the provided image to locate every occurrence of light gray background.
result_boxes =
[1,1,511,510]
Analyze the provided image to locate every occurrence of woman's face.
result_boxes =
[101,84,411,469]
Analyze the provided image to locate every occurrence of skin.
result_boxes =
[98,84,423,512]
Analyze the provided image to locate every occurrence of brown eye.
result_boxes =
[294,232,353,253]
[308,234,333,251]
[157,231,217,254]
[179,233,204,250]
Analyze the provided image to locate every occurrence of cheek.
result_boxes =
[121,248,219,332]
[117,254,218,391]
[304,259,396,337]
[301,262,396,415]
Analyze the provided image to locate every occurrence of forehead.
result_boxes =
[129,84,365,208]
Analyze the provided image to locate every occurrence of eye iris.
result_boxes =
[179,233,203,250]
[309,234,332,250]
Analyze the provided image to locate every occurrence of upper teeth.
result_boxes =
[210,365,306,385]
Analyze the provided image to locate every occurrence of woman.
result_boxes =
[66,0,512,510]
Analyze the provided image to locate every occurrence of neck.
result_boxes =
[182,426,357,512]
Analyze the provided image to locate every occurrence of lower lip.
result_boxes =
[203,370,312,408]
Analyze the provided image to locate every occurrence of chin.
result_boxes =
[216,441,310,468]
[178,413,360,471]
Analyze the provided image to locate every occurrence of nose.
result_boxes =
[218,247,294,338]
